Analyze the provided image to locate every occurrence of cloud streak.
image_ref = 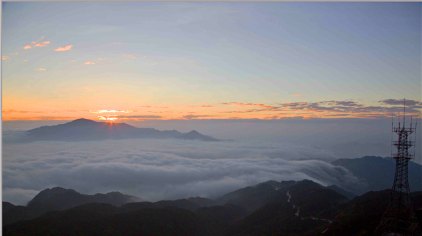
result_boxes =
[96,114,163,120]
[91,109,131,114]
[222,99,422,119]
[380,99,422,107]
[116,115,162,119]
[35,67,47,72]
[54,44,73,52]
[222,102,277,109]
[84,60,95,65]
[90,110,164,121]
[23,40,51,50]
[33,41,50,47]
[183,114,214,120]
[23,44,32,50]
[4,99,420,121]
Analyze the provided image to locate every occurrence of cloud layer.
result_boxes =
[3,98,420,121]
[3,139,360,205]
[221,99,422,119]
[54,44,73,52]
[23,40,51,50]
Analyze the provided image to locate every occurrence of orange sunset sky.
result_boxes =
[2,3,421,121]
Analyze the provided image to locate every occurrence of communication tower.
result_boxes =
[376,99,420,235]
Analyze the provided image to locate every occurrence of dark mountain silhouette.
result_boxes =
[3,187,140,225]
[4,202,248,236]
[196,204,248,235]
[28,187,140,211]
[227,180,349,236]
[217,180,352,213]
[3,179,350,236]
[323,190,422,235]
[5,179,422,236]
[120,197,216,213]
[333,156,422,194]
[327,185,356,199]
[216,180,297,213]
[4,203,208,236]
[24,118,219,141]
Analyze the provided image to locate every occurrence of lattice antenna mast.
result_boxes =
[376,99,420,235]
[391,99,415,196]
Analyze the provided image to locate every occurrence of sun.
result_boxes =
[98,116,118,123]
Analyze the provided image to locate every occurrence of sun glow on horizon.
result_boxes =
[91,109,131,114]
[2,3,421,122]
[2,98,421,122]
[98,116,119,122]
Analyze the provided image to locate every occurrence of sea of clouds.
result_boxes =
[6,118,417,205]
[3,138,362,205]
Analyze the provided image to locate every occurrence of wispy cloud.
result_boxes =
[98,116,118,121]
[116,115,162,120]
[91,109,131,114]
[3,109,43,114]
[281,99,421,118]
[189,104,215,108]
[35,67,47,72]
[4,99,421,121]
[23,40,51,50]
[380,99,422,107]
[222,102,277,109]
[137,105,169,109]
[84,60,96,65]
[33,41,50,47]
[123,54,137,60]
[90,110,149,121]
[3,115,76,121]
[292,93,303,98]
[182,114,214,120]
[23,44,32,50]
[221,99,422,119]
[95,112,162,121]
[54,44,73,52]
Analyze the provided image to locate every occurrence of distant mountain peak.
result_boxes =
[68,118,98,125]
[27,187,140,211]
[73,118,95,122]
[187,130,200,134]
[31,186,77,195]
[332,155,422,195]
[180,130,218,141]
[24,118,219,142]
[33,187,79,199]
[296,179,322,186]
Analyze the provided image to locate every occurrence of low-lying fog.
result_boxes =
[3,119,420,205]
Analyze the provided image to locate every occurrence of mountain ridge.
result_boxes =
[3,187,140,226]
[24,118,219,142]
[3,179,349,227]
[332,155,422,194]
[4,179,422,236]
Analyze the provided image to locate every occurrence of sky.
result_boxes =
[2,2,422,204]
[2,2,421,121]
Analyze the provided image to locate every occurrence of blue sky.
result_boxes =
[2,2,421,120]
